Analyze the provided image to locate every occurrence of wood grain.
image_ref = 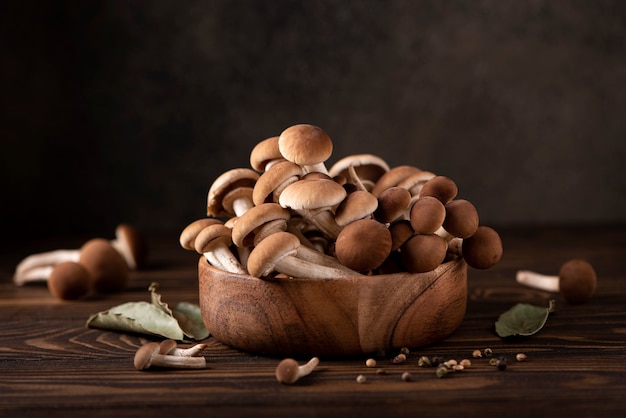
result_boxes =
[1,225,625,417]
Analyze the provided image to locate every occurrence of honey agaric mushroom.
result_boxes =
[179,218,229,271]
[335,218,392,272]
[110,223,148,270]
[247,232,360,279]
[374,186,412,224]
[194,223,246,274]
[448,226,503,269]
[440,199,479,239]
[328,154,390,192]
[231,203,291,248]
[13,224,143,285]
[334,190,379,227]
[409,196,446,235]
[47,261,92,300]
[396,170,437,196]
[516,259,597,304]
[370,165,423,197]
[389,219,415,252]
[158,339,207,357]
[252,161,303,206]
[133,342,206,370]
[400,233,448,273]
[249,136,285,172]
[79,238,129,293]
[279,178,346,239]
[275,357,320,384]
[207,168,259,217]
[278,124,333,175]
[418,175,459,204]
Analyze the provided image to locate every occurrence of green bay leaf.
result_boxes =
[495,300,555,338]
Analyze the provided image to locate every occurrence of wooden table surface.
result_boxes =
[1,225,625,417]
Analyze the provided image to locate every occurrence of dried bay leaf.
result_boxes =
[86,282,209,341]
[495,299,555,338]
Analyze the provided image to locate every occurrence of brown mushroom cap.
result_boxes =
[328,154,390,188]
[231,203,291,248]
[558,259,597,304]
[442,199,479,239]
[112,224,148,270]
[207,168,259,217]
[279,178,347,211]
[249,136,284,172]
[278,124,333,169]
[418,176,459,204]
[275,358,301,384]
[389,219,415,252]
[47,261,92,300]
[252,161,303,206]
[247,231,301,277]
[370,165,423,197]
[335,218,392,272]
[461,226,503,269]
[396,170,437,196]
[79,238,129,293]
[179,218,223,251]
[374,186,412,224]
[409,196,446,234]
[400,234,448,273]
[334,190,379,227]
[134,342,161,370]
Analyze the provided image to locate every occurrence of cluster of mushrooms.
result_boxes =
[12,224,147,300]
[180,123,503,279]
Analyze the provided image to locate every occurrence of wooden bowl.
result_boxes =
[198,257,467,356]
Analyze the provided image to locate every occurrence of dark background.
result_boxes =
[2,0,625,241]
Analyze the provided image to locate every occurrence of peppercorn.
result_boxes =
[418,356,432,367]
[401,371,412,381]
[356,374,367,384]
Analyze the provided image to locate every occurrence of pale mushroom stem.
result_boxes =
[13,265,55,285]
[516,270,560,292]
[296,245,362,277]
[274,253,360,279]
[300,208,343,240]
[150,354,207,369]
[299,357,320,377]
[302,162,329,176]
[15,249,80,277]
[211,245,247,275]
[232,197,254,217]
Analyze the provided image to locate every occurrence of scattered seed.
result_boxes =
[453,364,465,372]
[366,358,377,368]
[489,358,499,366]
[484,348,493,357]
[391,353,407,364]
[376,368,386,375]
[401,371,412,381]
[418,356,432,367]
[443,359,458,368]
[400,347,410,356]
[516,353,528,362]
[431,356,444,367]
[436,366,448,378]
[472,349,482,358]
[496,356,507,371]
[356,374,367,384]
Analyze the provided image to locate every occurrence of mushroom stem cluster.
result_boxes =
[180,123,502,279]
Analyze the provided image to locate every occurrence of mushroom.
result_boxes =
[439,199,479,240]
[418,175,459,204]
[231,203,291,248]
[275,357,320,384]
[246,231,361,279]
[373,186,412,224]
[278,124,333,175]
[278,178,346,239]
[448,225,503,269]
[158,339,207,357]
[13,224,144,285]
[370,165,423,197]
[409,196,446,235]
[252,161,303,206]
[400,233,448,273]
[194,223,246,274]
[133,342,206,370]
[207,168,259,217]
[109,223,148,270]
[396,170,437,197]
[516,259,597,304]
[334,190,379,227]
[47,261,92,300]
[79,238,129,293]
[328,154,390,191]
[179,218,228,271]
[249,135,285,172]
[334,218,392,273]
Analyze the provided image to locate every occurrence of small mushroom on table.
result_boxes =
[275,357,320,384]
[47,261,92,300]
[516,259,597,304]
[133,342,207,370]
